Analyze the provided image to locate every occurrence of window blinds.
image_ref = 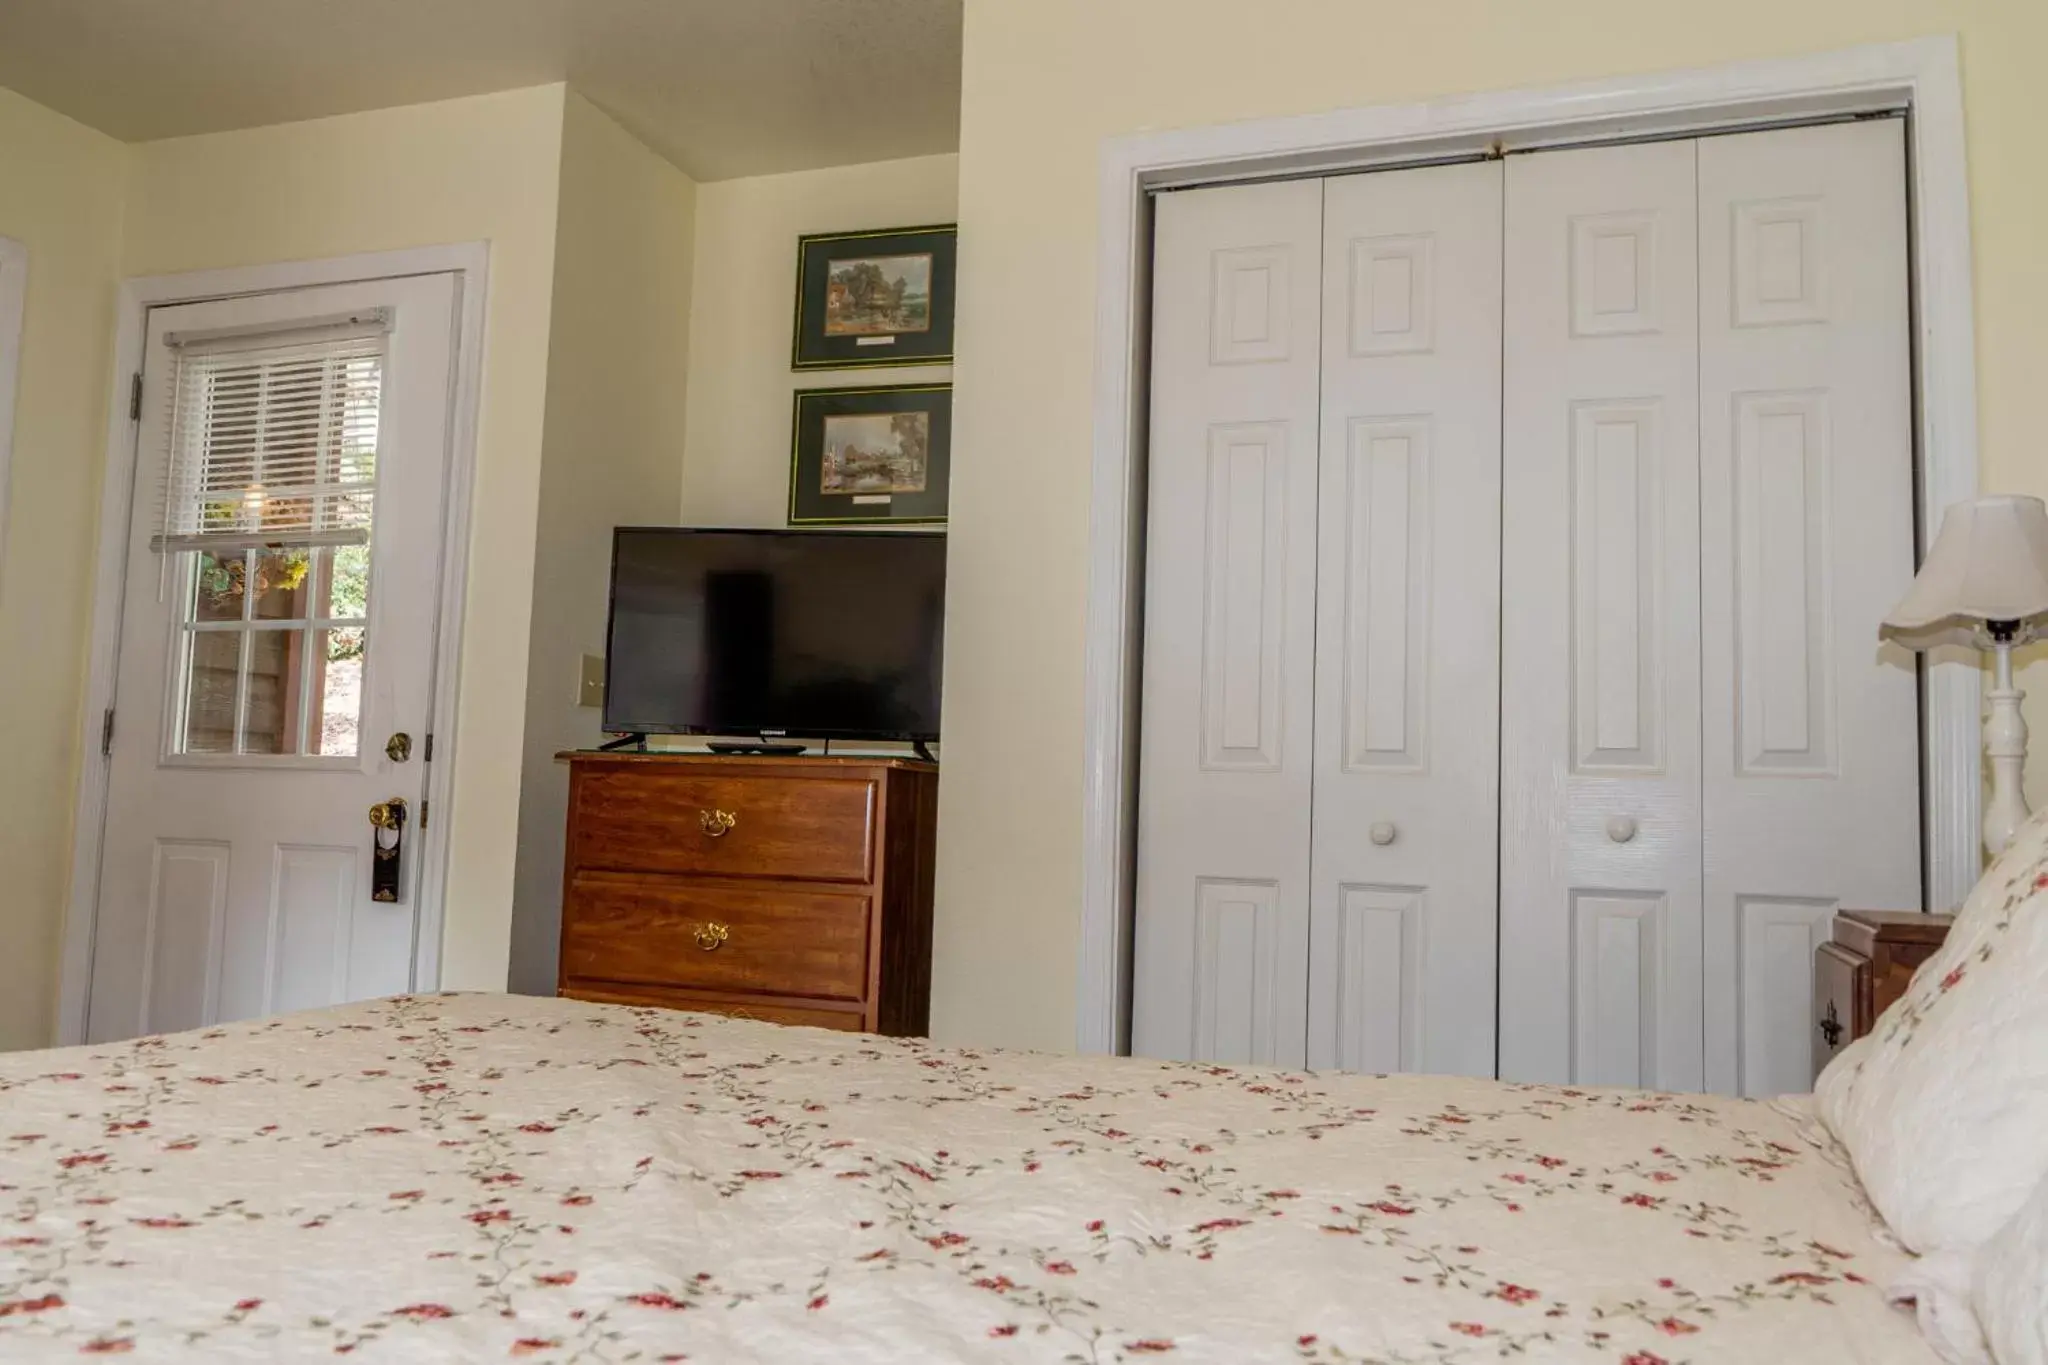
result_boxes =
[152,312,389,555]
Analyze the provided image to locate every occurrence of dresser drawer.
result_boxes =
[562,983,865,1032]
[571,768,874,883]
[561,874,870,1001]
[1813,941,1867,1080]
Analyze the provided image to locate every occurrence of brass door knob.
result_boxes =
[369,798,408,829]
[699,809,737,838]
[694,922,730,951]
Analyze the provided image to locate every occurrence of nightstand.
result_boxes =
[1813,910,1955,1082]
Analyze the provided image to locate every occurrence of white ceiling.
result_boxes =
[0,0,963,182]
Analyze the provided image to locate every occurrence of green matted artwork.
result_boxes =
[792,224,957,370]
[788,384,952,527]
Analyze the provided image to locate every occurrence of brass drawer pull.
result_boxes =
[694,921,730,952]
[699,808,737,838]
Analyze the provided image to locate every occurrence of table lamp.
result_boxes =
[1881,494,2048,857]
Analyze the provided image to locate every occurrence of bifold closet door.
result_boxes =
[1132,179,1323,1066]
[1499,140,1706,1091]
[1697,119,1920,1097]
[1501,120,1921,1093]
[1307,162,1503,1077]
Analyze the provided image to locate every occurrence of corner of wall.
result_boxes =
[506,91,699,995]
[0,85,134,1049]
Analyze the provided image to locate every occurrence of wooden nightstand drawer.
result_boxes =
[561,873,871,1001]
[571,768,875,883]
[1813,941,1867,1077]
[1812,910,1953,1085]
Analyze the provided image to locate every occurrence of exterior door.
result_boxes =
[86,274,458,1043]
[1132,178,1323,1066]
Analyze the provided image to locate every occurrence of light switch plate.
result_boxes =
[578,653,606,708]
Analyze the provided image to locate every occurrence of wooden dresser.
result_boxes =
[556,751,939,1034]
[1812,909,1954,1081]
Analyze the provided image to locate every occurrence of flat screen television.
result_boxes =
[603,527,946,742]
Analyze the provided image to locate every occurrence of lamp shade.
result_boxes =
[1881,495,2048,648]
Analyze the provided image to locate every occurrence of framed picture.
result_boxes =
[789,384,951,526]
[792,224,957,370]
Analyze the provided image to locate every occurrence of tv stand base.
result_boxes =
[706,740,810,757]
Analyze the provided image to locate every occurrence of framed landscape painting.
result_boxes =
[789,384,951,526]
[792,225,957,370]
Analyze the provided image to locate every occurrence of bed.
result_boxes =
[0,991,1938,1362]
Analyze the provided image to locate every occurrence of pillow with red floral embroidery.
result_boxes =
[1817,803,2048,1265]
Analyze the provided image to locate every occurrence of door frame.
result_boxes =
[1079,37,1981,1054]
[56,243,490,1046]
[0,235,26,578]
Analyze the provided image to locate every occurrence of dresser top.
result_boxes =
[556,748,937,772]
[1837,909,1955,942]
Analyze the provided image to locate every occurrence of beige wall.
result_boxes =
[681,153,957,526]
[0,88,128,1050]
[934,0,2048,1051]
[508,92,697,995]
[121,85,569,993]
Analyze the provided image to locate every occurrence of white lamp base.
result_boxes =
[1985,640,2031,858]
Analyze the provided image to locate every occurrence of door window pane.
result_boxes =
[312,627,365,757]
[240,629,296,755]
[325,544,370,620]
[190,550,245,623]
[250,549,313,622]
[181,631,240,754]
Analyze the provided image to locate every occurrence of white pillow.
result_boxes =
[1815,803,2048,1257]
[1885,1170,2048,1365]
[1974,1169,2048,1365]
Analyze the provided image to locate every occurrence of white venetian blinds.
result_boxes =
[153,311,389,554]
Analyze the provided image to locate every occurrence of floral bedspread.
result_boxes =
[0,993,1935,1363]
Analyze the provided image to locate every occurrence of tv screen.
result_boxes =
[603,528,946,741]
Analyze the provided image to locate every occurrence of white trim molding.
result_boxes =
[0,236,26,581]
[56,243,491,1046]
[1079,37,1981,1055]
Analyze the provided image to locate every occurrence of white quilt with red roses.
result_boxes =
[0,993,1937,1363]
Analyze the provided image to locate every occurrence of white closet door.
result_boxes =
[1500,141,1705,1090]
[1132,179,1323,1065]
[1698,120,1921,1097]
[1308,162,1503,1077]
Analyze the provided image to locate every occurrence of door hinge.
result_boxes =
[419,798,429,831]
[101,708,115,757]
[128,373,143,421]
[423,733,434,763]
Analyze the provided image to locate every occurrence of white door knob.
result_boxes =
[1369,822,1397,846]
[1606,815,1638,844]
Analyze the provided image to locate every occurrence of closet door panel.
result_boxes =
[1133,180,1323,1066]
[1309,161,1503,1077]
[1501,141,1704,1090]
[1698,119,1920,1097]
